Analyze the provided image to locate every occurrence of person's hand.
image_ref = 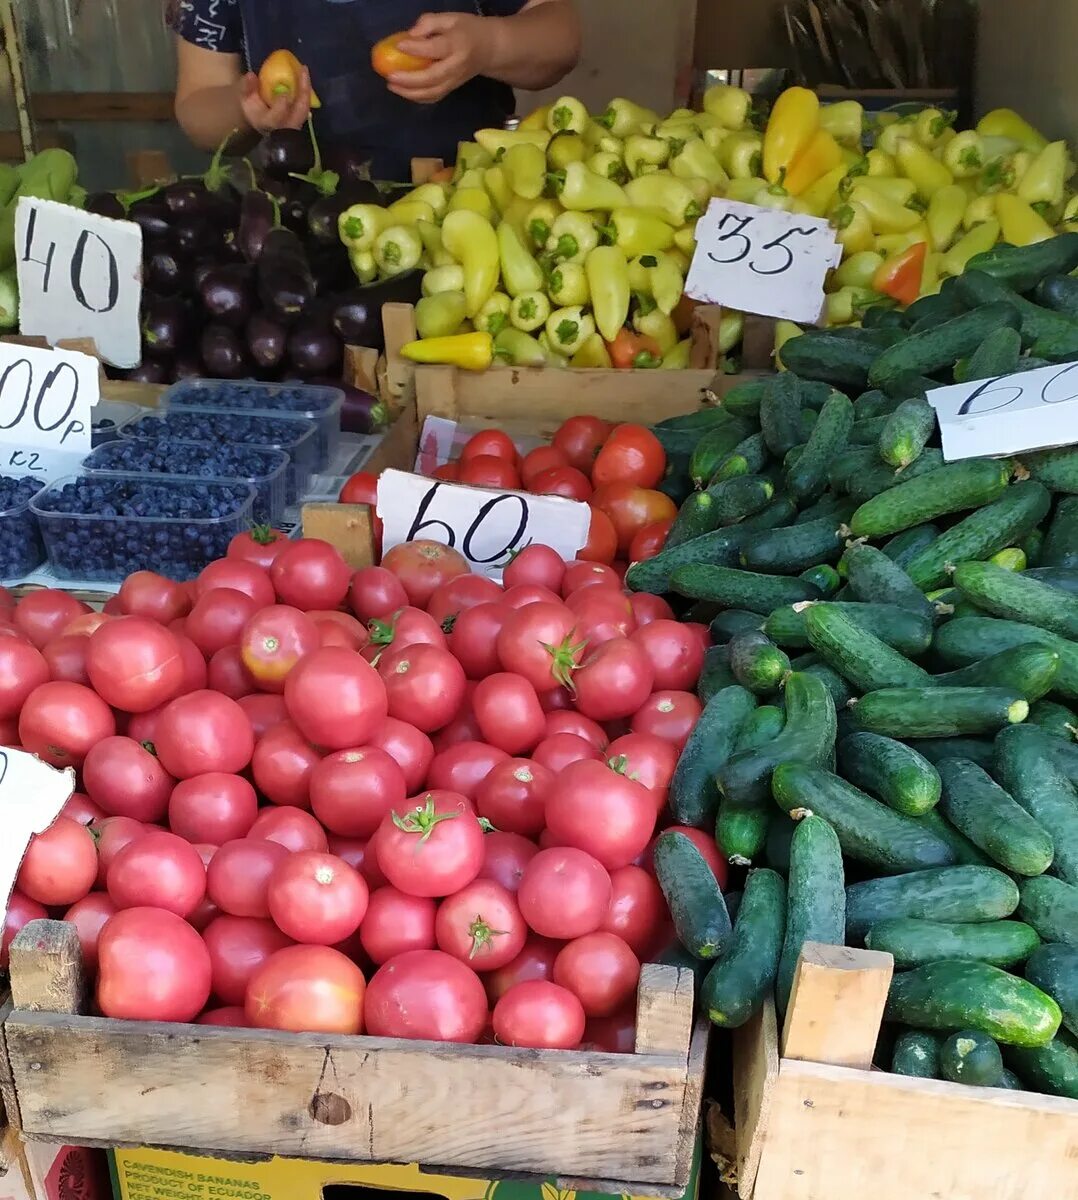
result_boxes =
[389,12,496,104]
[239,69,312,135]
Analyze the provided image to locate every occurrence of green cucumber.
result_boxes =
[953,560,1078,640]
[878,398,936,470]
[719,378,771,420]
[772,763,955,873]
[665,491,724,548]
[850,460,1012,539]
[1026,944,1078,1038]
[879,372,937,402]
[701,868,786,1028]
[653,830,732,960]
[885,960,1061,1047]
[829,446,881,493]
[995,725,1078,885]
[763,601,932,655]
[957,325,1023,383]
[847,449,947,506]
[795,494,854,526]
[907,738,996,771]
[765,813,795,873]
[903,286,966,330]
[1042,497,1078,568]
[892,1030,941,1078]
[777,813,844,1016]
[848,415,890,446]
[933,644,1060,700]
[710,609,765,642]
[932,616,1078,701]
[654,406,741,433]
[939,1030,1004,1087]
[669,684,757,827]
[884,523,940,569]
[1005,1029,1078,1099]
[1025,567,1078,596]
[956,269,1078,356]
[840,543,935,623]
[849,687,1029,738]
[868,303,1022,389]
[855,389,904,419]
[759,374,804,457]
[866,919,1040,970]
[779,330,880,392]
[799,659,857,708]
[997,1068,1024,1089]
[799,563,842,597]
[698,645,736,703]
[838,732,941,817]
[712,432,769,483]
[1028,698,1078,740]
[1019,445,1078,495]
[804,603,932,691]
[702,475,777,525]
[785,390,854,502]
[625,526,747,593]
[690,425,757,487]
[1018,876,1078,948]
[966,234,1078,294]
[913,807,993,866]
[670,564,821,613]
[1033,272,1078,317]
[1053,738,1078,788]
[739,517,846,574]
[657,458,694,506]
[742,495,800,531]
[734,705,786,753]
[728,631,791,696]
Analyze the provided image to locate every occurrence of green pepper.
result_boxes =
[548,261,590,307]
[547,131,589,170]
[442,209,500,318]
[588,151,629,186]
[494,327,547,367]
[374,224,423,276]
[624,135,670,178]
[545,211,600,264]
[551,161,628,212]
[416,291,467,339]
[349,248,377,284]
[546,305,596,356]
[623,173,701,225]
[598,98,659,139]
[670,138,728,190]
[503,142,547,200]
[338,203,386,251]
[547,95,589,135]
[525,200,560,249]
[509,290,551,333]
[422,264,465,296]
[497,221,545,297]
[585,245,631,342]
[417,220,454,268]
[476,292,512,337]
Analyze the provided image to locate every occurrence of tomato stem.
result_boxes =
[391,794,459,842]
[467,914,508,959]
[540,632,589,691]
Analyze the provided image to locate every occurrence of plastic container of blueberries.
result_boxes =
[32,473,255,583]
[0,480,47,578]
[89,400,141,447]
[161,378,342,466]
[118,408,318,502]
[83,438,289,525]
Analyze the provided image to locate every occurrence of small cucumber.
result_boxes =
[728,631,791,696]
[763,601,932,655]
[698,645,737,703]
[829,446,880,493]
[712,432,769,483]
[671,564,821,613]
[804,603,932,692]
[759,374,804,457]
[765,813,795,873]
[734,705,786,753]
[883,523,940,569]
[786,390,855,502]
[710,609,765,642]
[841,541,936,622]
[799,659,857,708]
[933,644,1061,701]
[850,460,1012,539]
[903,287,966,330]
[907,737,997,771]
[953,559,1078,640]
[838,732,941,817]
[913,808,993,866]
[885,960,1062,1047]
[1025,567,1078,596]
[625,526,747,594]
[739,517,846,574]
[742,495,800,531]
[1018,876,1078,948]
[799,563,842,597]
[702,475,777,525]
[1042,497,1078,568]
[866,919,1040,970]
[878,398,936,470]
[998,1068,1025,1090]
[654,405,741,433]
[940,1030,1004,1087]
[690,425,757,488]
[967,234,1078,294]
[848,415,890,446]
[665,491,724,549]
[779,330,879,391]
[1027,698,1078,741]
[669,684,757,827]
[868,303,1022,389]
[1026,944,1078,1038]
[795,493,854,526]
[720,378,772,420]
[701,867,786,1028]
[958,325,1023,383]
[996,725,1078,885]
[849,687,1029,738]
[1006,1030,1078,1100]
[855,389,904,420]
[892,1030,941,1078]
[847,450,947,506]
[777,813,845,1016]
[653,830,732,960]
[932,615,1078,702]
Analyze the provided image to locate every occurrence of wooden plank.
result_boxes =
[634,965,694,1056]
[740,316,776,372]
[31,93,175,123]
[689,305,724,370]
[780,944,893,1071]
[343,344,381,397]
[732,999,779,1200]
[383,303,418,401]
[8,923,84,1018]
[751,1058,1078,1200]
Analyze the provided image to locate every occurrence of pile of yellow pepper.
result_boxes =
[336,85,1074,369]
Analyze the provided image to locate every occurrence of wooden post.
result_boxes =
[9,921,86,1017]
[689,304,724,370]
[382,303,418,401]
[740,315,777,372]
[343,344,381,397]
[732,1000,779,1200]
[634,964,694,1056]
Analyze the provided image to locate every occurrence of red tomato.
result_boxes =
[368,717,434,794]
[518,847,612,940]
[435,878,526,971]
[477,830,537,893]
[565,587,636,647]
[379,643,466,732]
[82,735,174,822]
[266,851,369,944]
[607,731,679,804]
[62,791,105,825]
[495,602,582,692]
[311,610,369,652]
[155,690,254,778]
[228,527,289,570]
[198,1006,249,1027]
[544,710,608,749]
[309,746,406,837]
[472,672,545,754]
[62,612,112,638]
[381,540,470,609]
[202,914,293,1006]
[270,539,352,611]
[117,571,190,624]
[375,792,484,898]
[169,773,258,844]
[358,887,435,964]
[174,633,209,694]
[475,758,552,838]
[97,907,212,1022]
[494,980,585,1049]
[426,573,502,627]
[364,949,487,1042]
[485,937,560,1003]
[61,892,116,972]
[203,645,253,699]
[248,805,328,853]
[426,740,509,798]
[207,838,290,918]
[0,638,49,717]
[447,601,511,680]
[632,620,706,691]
[529,465,593,501]
[14,591,90,649]
[430,697,483,752]
[197,559,275,608]
[185,588,258,659]
[251,721,321,808]
[237,693,289,739]
[238,605,319,692]
[1,889,47,968]
[651,827,729,891]
[601,865,665,955]
[365,606,446,662]
[592,424,665,489]
[520,445,569,488]
[531,732,602,774]
[554,931,640,1017]
[538,684,572,712]
[338,469,378,505]
[683,621,711,657]
[459,454,522,490]
[545,758,656,870]
[630,592,676,625]
[629,518,673,561]
[83,617,184,713]
[460,429,519,465]
[591,484,677,556]
[348,566,408,623]
[561,560,621,596]
[503,545,565,594]
[246,944,365,1033]
[574,637,654,721]
[107,829,206,917]
[284,647,388,750]
[584,1010,639,1052]
[42,634,90,685]
[552,415,610,474]
[631,690,702,750]
[430,462,459,482]
[578,506,617,564]
[92,815,145,888]
[18,681,116,768]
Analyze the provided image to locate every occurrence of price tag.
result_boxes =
[685,198,842,324]
[377,468,593,577]
[15,197,143,369]
[927,361,1078,461]
[0,748,74,927]
[0,340,96,478]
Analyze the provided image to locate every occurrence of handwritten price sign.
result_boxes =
[685,198,842,324]
[0,340,96,477]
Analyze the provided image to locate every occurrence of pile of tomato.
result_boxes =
[0,521,721,1051]
[340,416,677,565]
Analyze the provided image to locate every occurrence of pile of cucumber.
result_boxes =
[637,237,1078,1100]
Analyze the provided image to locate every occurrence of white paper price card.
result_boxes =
[0,340,96,478]
[15,197,143,369]
[685,198,842,324]
[377,467,593,577]
[927,361,1078,461]
[0,748,75,927]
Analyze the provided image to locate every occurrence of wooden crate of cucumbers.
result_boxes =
[629,239,1078,1199]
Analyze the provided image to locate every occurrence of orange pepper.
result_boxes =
[873,241,928,306]
[257,50,321,109]
[606,328,663,369]
[371,34,432,79]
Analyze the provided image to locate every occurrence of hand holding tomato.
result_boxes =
[379,14,491,105]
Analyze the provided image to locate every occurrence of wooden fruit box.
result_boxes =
[715,943,1078,1200]
[0,921,708,1195]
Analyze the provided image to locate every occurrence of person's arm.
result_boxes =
[389,0,581,105]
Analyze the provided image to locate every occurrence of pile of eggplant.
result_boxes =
[90,127,422,428]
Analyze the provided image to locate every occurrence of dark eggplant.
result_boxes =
[141,295,189,359]
[307,192,352,245]
[199,264,254,328]
[145,250,185,296]
[307,242,352,295]
[122,359,171,384]
[172,353,204,381]
[246,312,288,370]
[257,129,315,180]
[192,259,221,293]
[320,144,389,202]
[172,215,209,260]
[329,270,424,349]
[237,190,276,263]
[257,227,314,326]
[202,187,241,229]
[200,324,249,378]
[163,180,208,218]
[130,201,172,245]
[315,379,387,434]
[287,324,342,378]
[85,192,126,220]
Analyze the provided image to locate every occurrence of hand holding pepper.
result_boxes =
[243,51,314,136]
[385,12,494,105]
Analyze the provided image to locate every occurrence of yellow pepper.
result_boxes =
[718,131,764,179]
[628,251,684,314]
[914,108,956,150]
[1010,151,1036,188]
[494,327,547,367]
[385,199,435,226]
[546,305,596,357]
[843,175,917,205]
[785,130,844,196]
[475,292,511,337]
[633,307,679,354]
[995,193,1056,245]
[896,140,954,199]
[673,224,697,256]
[726,176,768,203]
[525,200,560,249]
[877,119,918,158]
[832,202,875,255]
[670,139,728,191]
[474,128,550,156]
[483,166,513,214]
[570,333,613,368]
[941,218,1001,277]
[717,309,744,354]
[865,148,897,177]
[598,98,659,139]
[763,87,819,184]
[848,183,923,234]
[400,332,493,370]
[500,197,534,242]
[920,251,942,297]
[586,245,631,343]
[597,208,674,257]
[702,126,730,154]
[874,226,930,257]
[397,182,448,217]
[416,220,453,269]
[509,290,551,333]
[448,187,495,220]
[588,150,629,186]
[348,248,377,284]
[659,339,692,370]
[703,84,751,131]
[1065,195,1078,223]
[548,261,590,308]
[976,109,1048,152]
[421,265,464,296]
[536,332,569,365]
[834,250,885,290]
[503,142,548,200]
[518,105,550,132]
[547,96,589,135]
[1018,140,1069,211]
[415,292,467,339]
[753,181,800,212]
[667,246,691,274]
[926,184,968,252]
[441,209,499,319]
[625,135,670,177]
[554,161,628,211]
[545,211,600,264]
[455,167,486,191]
[963,194,998,230]
[546,131,588,171]
[455,142,494,174]
[338,203,386,251]
[825,286,877,326]
[819,101,864,148]
[497,221,544,297]
[943,131,985,180]
[624,173,701,225]
[773,321,803,369]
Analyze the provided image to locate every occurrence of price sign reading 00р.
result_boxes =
[14,197,143,369]
[685,198,842,325]
[927,360,1078,462]
[0,341,97,472]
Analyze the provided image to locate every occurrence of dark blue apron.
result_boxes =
[240,0,516,180]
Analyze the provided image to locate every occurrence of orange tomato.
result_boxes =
[592,424,666,489]
[628,518,674,562]
[578,507,618,565]
[371,34,433,78]
[591,484,677,557]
